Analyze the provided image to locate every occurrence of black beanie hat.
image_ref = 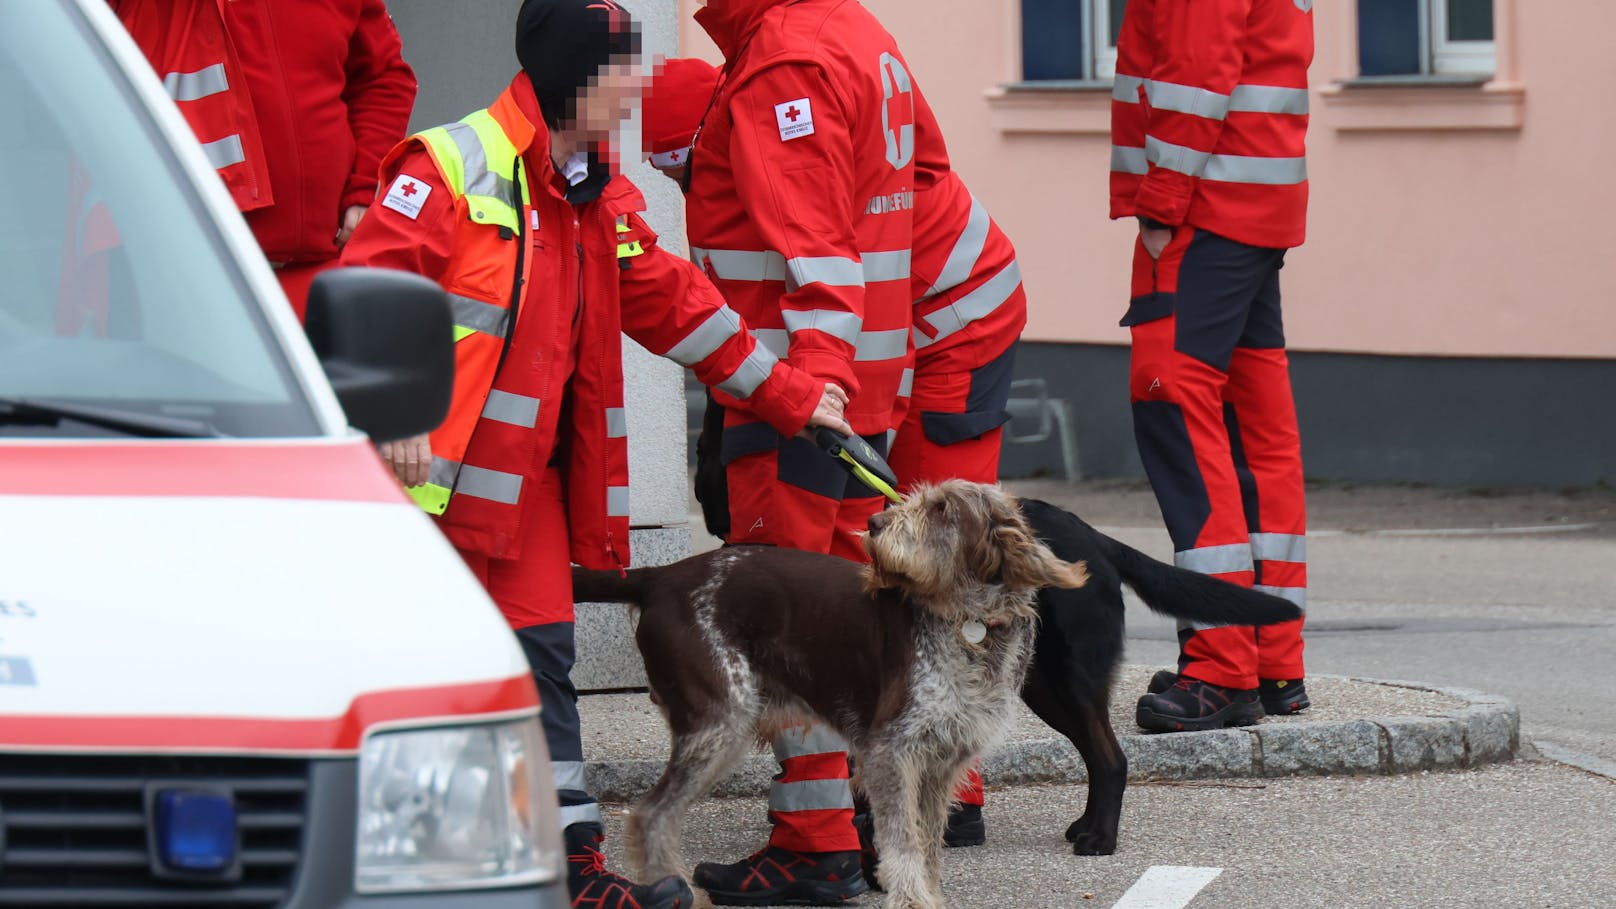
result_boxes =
[516,0,642,127]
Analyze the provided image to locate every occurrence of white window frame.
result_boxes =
[1429,0,1496,75]
[1090,0,1119,81]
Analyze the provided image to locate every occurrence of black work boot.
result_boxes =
[565,822,693,909]
[1147,669,1179,694]
[1136,676,1263,733]
[943,803,986,847]
[1260,677,1311,715]
[693,846,868,906]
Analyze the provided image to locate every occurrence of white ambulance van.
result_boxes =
[0,1,570,906]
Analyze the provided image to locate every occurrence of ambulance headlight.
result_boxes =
[355,719,563,893]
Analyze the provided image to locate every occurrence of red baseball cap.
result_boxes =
[644,58,720,168]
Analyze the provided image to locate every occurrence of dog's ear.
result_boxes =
[993,500,1089,591]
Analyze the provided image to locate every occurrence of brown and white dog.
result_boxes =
[573,480,1087,909]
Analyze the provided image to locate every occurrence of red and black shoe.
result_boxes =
[693,845,868,906]
[566,822,693,909]
[1260,677,1311,715]
[1136,676,1263,733]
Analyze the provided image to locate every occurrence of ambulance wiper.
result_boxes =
[0,397,226,438]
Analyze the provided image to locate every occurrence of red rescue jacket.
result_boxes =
[110,0,273,212]
[909,87,1026,374]
[1109,0,1313,249]
[222,0,416,263]
[341,76,822,565]
[689,0,919,436]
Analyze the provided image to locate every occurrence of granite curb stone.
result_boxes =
[581,675,1520,803]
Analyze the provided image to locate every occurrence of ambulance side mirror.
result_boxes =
[305,268,454,444]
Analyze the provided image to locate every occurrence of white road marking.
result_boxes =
[1111,865,1223,909]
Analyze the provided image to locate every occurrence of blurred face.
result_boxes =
[572,59,645,148]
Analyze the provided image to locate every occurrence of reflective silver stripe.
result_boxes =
[606,407,628,439]
[784,309,863,347]
[1111,144,1149,175]
[455,465,523,505]
[862,250,912,283]
[552,760,587,792]
[1145,135,1212,179]
[758,325,906,362]
[1230,84,1310,115]
[427,456,461,489]
[691,247,787,282]
[558,802,603,827]
[1256,584,1308,611]
[163,63,229,102]
[769,778,855,813]
[608,486,630,518]
[1146,79,1232,121]
[200,135,245,169]
[774,724,849,758]
[1146,137,1307,185]
[915,260,1023,350]
[1174,543,1254,576]
[1112,74,1146,103]
[665,305,744,366]
[450,294,509,338]
[442,122,490,193]
[1250,532,1307,564]
[885,427,898,450]
[1113,78,1308,117]
[481,390,540,428]
[855,328,910,362]
[751,328,790,359]
[897,367,914,398]
[786,256,865,289]
[925,197,990,299]
[1204,151,1308,185]
[717,344,779,399]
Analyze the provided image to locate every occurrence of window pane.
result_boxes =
[1021,0,1085,80]
[1448,0,1494,41]
[1109,0,1128,46]
[1358,0,1422,76]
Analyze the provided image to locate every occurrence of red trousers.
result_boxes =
[273,259,338,323]
[888,344,1017,493]
[722,416,883,852]
[1125,228,1306,690]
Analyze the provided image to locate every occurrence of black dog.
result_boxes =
[1013,495,1305,855]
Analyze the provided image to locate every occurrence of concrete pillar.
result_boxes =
[386,0,686,690]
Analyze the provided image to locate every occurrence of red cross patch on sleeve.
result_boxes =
[381,173,431,220]
[774,98,815,141]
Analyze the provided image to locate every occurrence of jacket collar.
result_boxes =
[489,73,566,197]
[695,0,793,61]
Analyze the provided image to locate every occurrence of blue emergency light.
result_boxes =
[153,789,239,873]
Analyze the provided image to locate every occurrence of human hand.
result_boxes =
[802,382,852,438]
[378,432,432,487]
[1139,219,1173,260]
[335,205,367,248]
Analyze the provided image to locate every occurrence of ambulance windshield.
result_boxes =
[0,1,320,439]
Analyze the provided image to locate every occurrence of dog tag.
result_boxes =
[961,620,987,645]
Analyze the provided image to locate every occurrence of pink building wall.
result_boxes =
[677,0,1616,359]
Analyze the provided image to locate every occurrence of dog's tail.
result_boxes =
[1094,528,1303,629]
[570,566,652,605]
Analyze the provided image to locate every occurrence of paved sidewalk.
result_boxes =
[578,667,1519,802]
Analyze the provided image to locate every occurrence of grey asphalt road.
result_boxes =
[602,760,1616,908]
[664,476,1616,907]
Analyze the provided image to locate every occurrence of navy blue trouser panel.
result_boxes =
[513,622,591,808]
[1173,230,1287,371]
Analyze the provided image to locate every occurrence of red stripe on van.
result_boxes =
[0,676,540,754]
[0,440,406,502]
